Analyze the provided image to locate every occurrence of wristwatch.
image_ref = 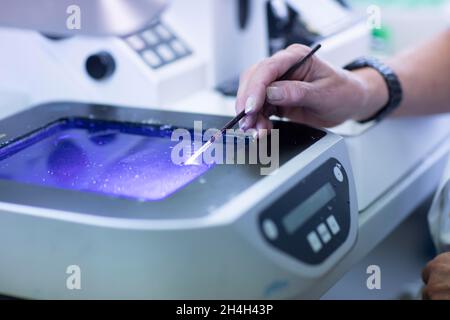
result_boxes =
[344,57,403,124]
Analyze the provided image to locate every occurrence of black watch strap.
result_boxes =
[344,57,403,124]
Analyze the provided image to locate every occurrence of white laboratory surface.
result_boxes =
[0,0,449,299]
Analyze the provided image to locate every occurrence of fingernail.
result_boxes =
[240,119,248,130]
[267,86,284,101]
[252,130,258,140]
[245,96,256,114]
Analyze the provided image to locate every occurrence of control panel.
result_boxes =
[123,21,192,69]
[259,158,351,265]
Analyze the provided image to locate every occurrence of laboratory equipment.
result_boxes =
[186,44,321,165]
[0,102,357,299]
[0,0,449,300]
[0,0,168,36]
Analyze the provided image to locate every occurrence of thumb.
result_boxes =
[266,80,315,108]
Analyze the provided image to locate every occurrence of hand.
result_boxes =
[422,252,450,300]
[235,44,388,132]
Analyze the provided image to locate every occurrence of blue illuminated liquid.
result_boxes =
[0,119,211,201]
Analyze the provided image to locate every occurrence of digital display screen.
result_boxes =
[282,183,336,235]
[0,118,211,201]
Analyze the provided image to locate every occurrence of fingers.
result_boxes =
[236,64,256,114]
[236,65,260,130]
[255,113,273,138]
[266,80,315,108]
[422,279,450,300]
[243,47,311,115]
[423,253,450,284]
[236,44,315,129]
[422,253,450,300]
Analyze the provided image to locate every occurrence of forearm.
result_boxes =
[353,30,450,120]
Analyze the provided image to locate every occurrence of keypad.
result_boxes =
[124,22,192,70]
[306,216,341,253]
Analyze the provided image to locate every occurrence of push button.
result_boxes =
[317,223,331,244]
[170,40,188,56]
[333,165,344,182]
[157,44,176,62]
[155,25,172,40]
[126,35,146,51]
[262,219,278,241]
[307,231,322,253]
[141,30,159,46]
[326,215,340,235]
[142,50,161,68]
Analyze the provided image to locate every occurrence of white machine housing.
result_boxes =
[0,103,358,299]
[0,0,370,108]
